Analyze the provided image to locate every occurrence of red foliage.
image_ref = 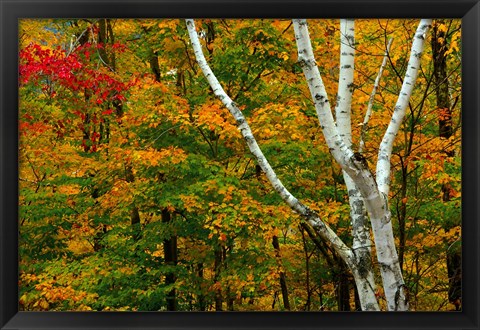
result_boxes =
[19,43,130,108]
[20,42,132,152]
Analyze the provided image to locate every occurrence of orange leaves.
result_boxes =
[163,38,184,54]
[445,30,460,56]
[421,157,444,181]
[156,19,179,32]
[219,233,228,242]
[179,194,202,212]
[57,184,81,195]
[223,186,236,201]
[127,73,191,130]
[196,102,227,130]
[19,121,50,137]
[133,146,187,167]
[20,272,96,311]
[250,102,312,144]
[308,199,344,226]
[437,107,452,121]
[435,22,448,34]
[262,225,280,242]
[406,223,460,252]
[193,101,240,142]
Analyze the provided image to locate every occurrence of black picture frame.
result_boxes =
[1,0,479,329]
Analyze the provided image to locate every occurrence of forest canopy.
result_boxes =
[18,18,461,311]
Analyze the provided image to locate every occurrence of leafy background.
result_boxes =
[18,18,461,311]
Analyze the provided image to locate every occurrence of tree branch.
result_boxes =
[359,38,393,154]
[375,19,432,196]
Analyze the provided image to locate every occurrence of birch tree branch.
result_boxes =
[335,19,355,147]
[292,19,359,173]
[359,38,393,154]
[375,20,432,195]
[292,19,387,218]
[185,18,354,264]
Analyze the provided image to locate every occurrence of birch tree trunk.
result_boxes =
[293,18,432,311]
[334,19,378,311]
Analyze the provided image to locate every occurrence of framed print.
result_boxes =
[1,0,479,329]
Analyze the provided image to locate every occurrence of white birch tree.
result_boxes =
[332,19,378,311]
[185,18,431,311]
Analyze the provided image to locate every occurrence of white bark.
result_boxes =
[335,19,379,311]
[292,20,354,166]
[375,20,432,196]
[352,40,393,292]
[185,18,354,266]
[359,38,393,154]
[293,18,431,311]
[335,19,355,146]
[292,19,384,215]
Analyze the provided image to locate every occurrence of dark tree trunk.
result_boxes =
[141,24,162,84]
[97,19,116,70]
[93,224,107,252]
[106,20,116,70]
[223,245,235,311]
[214,247,223,311]
[130,208,141,226]
[431,20,453,139]
[432,19,461,311]
[300,228,312,311]
[125,165,141,227]
[205,20,215,56]
[197,263,206,311]
[272,235,291,310]
[332,251,351,311]
[336,270,351,311]
[82,112,91,152]
[447,244,462,310]
[149,51,161,82]
[353,279,362,311]
[162,209,178,311]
